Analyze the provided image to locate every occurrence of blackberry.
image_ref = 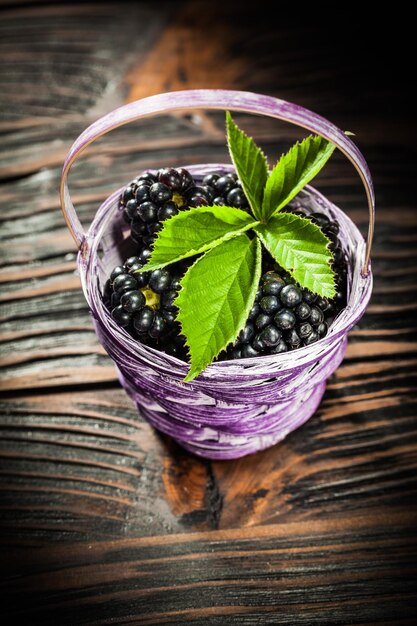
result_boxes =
[295,302,311,321]
[270,340,288,354]
[104,255,187,359]
[297,322,314,339]
[261,272,285,295]
[285,328,302,349]
[157,167,182,191]
[119,167,195,250]
[113,274,137,294]
[214,174,236,195]
[110,265,125,282]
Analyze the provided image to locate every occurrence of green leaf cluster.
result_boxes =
[137,112,338,381]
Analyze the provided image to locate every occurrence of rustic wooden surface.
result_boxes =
[1,1,417,624]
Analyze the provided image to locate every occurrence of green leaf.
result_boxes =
[255,213,336,298]
[136,206,259,271]
[226,111,268,220]
[262,135,336,220]
[176,234,262,382]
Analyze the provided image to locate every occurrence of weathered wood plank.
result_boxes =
[0,388,224,539]
[1,514,416,625]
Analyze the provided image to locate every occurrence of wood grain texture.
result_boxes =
[2,514,417,626]
[1,1,417,624]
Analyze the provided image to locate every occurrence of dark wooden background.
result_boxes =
[1,1,417,624]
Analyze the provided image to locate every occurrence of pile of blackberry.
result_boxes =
[120,167,249,251]
[103,166,348,361]
[102,254,188,359]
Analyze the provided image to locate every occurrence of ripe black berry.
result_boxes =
[177,168,194,192]
[239,323,255,344]
[137,248,152,264]
[157,201,179,221]
[304,330,320,345]
[137,172,157,186]
[262,273,285,295]
[248,303,260,320]
[135,184,151,203]
[137,201,158,223]
[148,312,166,339]
[160,289,177,310]
[122,185,136,205]
[202,173,219,187]
[185,186,212,207]
[309,306,324,326]
[105,253,187,359]
[285,328,302,349]
[317,322,328,337]
[270,340,288,354]
[252,333,266,352]
[125,198,139,220]
[215,174,236,195]
[227,187,247,208]
[297,322,313,339]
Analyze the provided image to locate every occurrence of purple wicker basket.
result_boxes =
[60,90,374,460]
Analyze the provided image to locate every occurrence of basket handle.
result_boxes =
[60,89,374,276]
